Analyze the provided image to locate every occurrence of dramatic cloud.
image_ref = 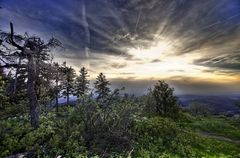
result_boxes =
[0,0,239,94]
[150,59,162,63]
[194,54,240,71]
[109,76,240,96]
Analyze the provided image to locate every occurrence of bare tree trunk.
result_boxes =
[35,56,41,99]
[156,103,160,114]
[67,87,69,105]
[55,95,59,112]
[27,55,39,128]
[163,97,167,116]
[55,71,59,112]
[12,57,21,102]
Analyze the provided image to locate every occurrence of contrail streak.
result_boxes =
[82,0,90,68]
[202,13,240,30]
[135,9,141,32]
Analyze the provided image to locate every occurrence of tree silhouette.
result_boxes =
[0,23,61,128]
[150,80,179,118]
[94,73,110,101]
[60,62,76,105]
[75,67,90,98]
[6,65,27,103]
[51,62,63,112]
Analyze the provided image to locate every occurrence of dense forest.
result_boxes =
[0,23,240,158]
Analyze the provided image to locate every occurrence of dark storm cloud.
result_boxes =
[1,0,240,65]
[1,0,240,95]
[202,69,239,76]
[110,63,128,69]
[150,59,161,63]
[0,0,130,56]
[194,53,240,71]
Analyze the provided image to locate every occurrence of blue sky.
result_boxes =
[0,0,240,95]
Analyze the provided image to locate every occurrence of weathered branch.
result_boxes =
[9,22,24,51]
[0,63,26,68]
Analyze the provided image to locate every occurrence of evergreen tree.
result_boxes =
[94,73,110,101]
[6,66,27,103]
[60,62,76,105]
[0,75,9,111]
[51,62,63,112]
[0,23,61,128]
[150,80,180,118]
[75,67,90,98]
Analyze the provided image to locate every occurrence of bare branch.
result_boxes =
[9,22,24,51]
[0,63,26,68]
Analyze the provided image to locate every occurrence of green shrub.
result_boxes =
[133,116,240,157]
[0,115,31,157]
[132,117,200,158]
[1,99,240,157]
[75,97,138,157]
[144,81,180,119]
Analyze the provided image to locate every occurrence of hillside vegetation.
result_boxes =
[1,77,240,157]
[0,24,240,158]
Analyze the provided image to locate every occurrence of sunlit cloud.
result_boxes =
[1,0,239,94]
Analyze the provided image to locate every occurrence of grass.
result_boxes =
[175,114,240,157]
[133,115,240,158]
[199,136,240,157]
[187,116,240,140]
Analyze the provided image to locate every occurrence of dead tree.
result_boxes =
[0,23,61,128]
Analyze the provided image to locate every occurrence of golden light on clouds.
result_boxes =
[2,0,240,95]
[55,36,239,89]
[84,38,239,85]
[128,40,174,60]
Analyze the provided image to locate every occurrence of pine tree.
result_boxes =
[0,23,61,128]
[60,62,76,105]
[51,62,63,112]
[75,67,90,98]
[6,66,27,103]
[94,73,110,101]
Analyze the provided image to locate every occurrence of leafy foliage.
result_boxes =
[0,75,27,118]
[187,116,240,140]
[147,80,180,119]
[75,94,138,157]
[132,117,198,157]
[0,75,9,110]
[1,26,239,158]
[132,116,240,158]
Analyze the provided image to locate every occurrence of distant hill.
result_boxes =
[50,96,78,108]
[178,95,240,115]
[52,95,240,115]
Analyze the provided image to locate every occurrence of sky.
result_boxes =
[0,0,240,95]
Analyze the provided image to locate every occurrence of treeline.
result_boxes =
[0,23,180,128]
[1,23,239,158]
[0,23,182,157]
[0,23,115,127]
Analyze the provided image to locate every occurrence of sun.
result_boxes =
[128,40,174,61]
